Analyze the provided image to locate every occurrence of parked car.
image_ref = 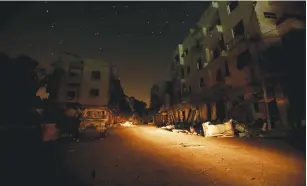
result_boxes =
[79,107,112,139]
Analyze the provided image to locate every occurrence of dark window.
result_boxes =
[228,1,239,13]
[180,66,185,78]
[253,102,260,112]
[233,20,245,37]
[197,58,203,69]
[174,54,179,62]
[263,12,277,19]
[196,40,202,48]
[237,50,251,70]
[225,60,230,77]
[207,25,214,32]
[185,48,189,55]
[187,66,190,75]
[217,17,222,25]
[188,86,192,93]
[218,37,226,51]
[67,83,80,87]
[182,84,187,94]
[91,71,101,80]
[67,91,76,100]
[89,88,99,97]
[216,68,223,82]
[213,48,220,60]
[199,77,204,87]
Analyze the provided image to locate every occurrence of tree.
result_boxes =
[0,53,41,126]
[45,67,65,100]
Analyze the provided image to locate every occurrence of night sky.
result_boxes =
[0,1,209,104]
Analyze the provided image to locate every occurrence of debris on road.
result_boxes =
[202,120,234,137]
[120,121,135,127]
[159,119,291,139]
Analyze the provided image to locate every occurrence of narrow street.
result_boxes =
[56,125,305,186]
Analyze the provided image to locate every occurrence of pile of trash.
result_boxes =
[120,121,135,127]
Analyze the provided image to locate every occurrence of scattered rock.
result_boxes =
[251,177,256,180]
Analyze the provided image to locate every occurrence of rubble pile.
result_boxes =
[159,119,291,139]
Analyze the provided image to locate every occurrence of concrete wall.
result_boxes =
[79,59,110,106]
[56,53,111,106]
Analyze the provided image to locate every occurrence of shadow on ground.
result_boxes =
[1,135,88,186]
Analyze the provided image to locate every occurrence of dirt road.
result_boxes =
[63,125,305,186]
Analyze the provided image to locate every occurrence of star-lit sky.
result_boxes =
[0,1,209,104]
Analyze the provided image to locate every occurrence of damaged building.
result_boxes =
[51,52,126,110]
[163,1,305,132]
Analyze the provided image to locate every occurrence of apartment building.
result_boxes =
[55,52,116,107]
[170,1,305,129]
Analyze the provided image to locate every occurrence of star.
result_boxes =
[94,32,99,36]
[99,47,103,51]
[46,9,49,13]
[116,11,119,15]
[112,5,115,8]
[51,52,54,56]
[100,17,104,20]
[124,5,128,8]
[59,40,63,44]
[165,21,169,24]
[181,21,185,24]
[186,14,189,17]
[147,20,150,24]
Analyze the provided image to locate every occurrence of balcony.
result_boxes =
[67,75,82,83]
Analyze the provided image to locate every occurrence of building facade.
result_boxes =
[55,52,117,107]
[169,1,305,129]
